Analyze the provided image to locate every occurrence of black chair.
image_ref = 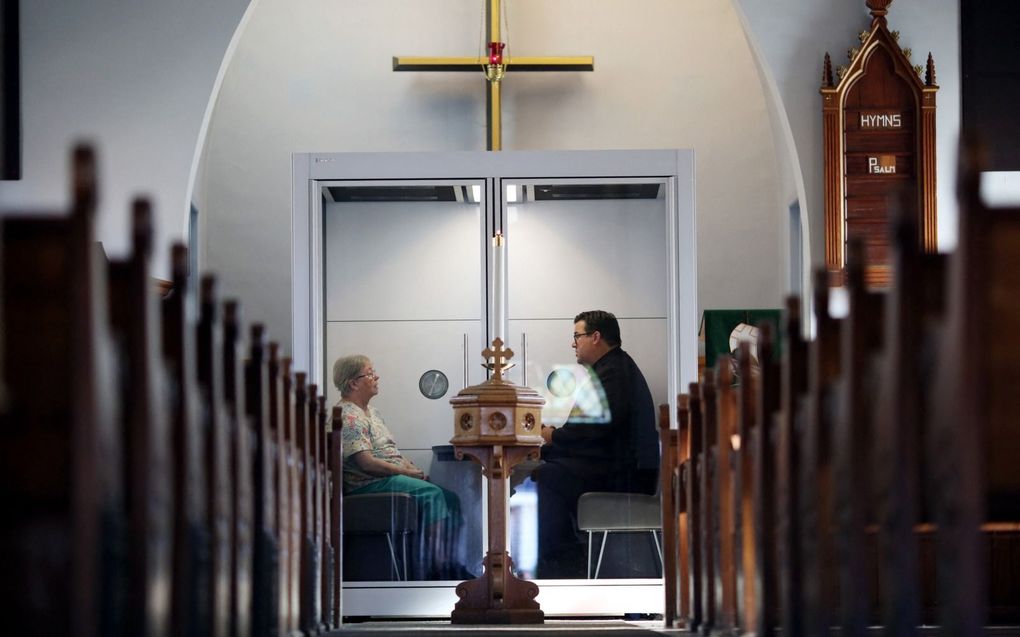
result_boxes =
[343,493,417,581]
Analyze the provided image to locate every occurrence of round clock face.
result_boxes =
[418,369,449,399]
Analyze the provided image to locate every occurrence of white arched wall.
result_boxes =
[195,0,787,345]
[730,2,813,311]
[5,1,960,309]
[2,0,251,278]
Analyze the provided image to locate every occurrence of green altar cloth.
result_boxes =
[700,309,783,369]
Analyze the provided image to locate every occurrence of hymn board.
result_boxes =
[821,0,938,288]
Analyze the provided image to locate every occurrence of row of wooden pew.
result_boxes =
[1,145,349,637]
[658,143,1020,635]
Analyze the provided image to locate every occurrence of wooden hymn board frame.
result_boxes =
[821,0,938,289]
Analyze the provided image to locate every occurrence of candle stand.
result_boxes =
[449,339,545,624]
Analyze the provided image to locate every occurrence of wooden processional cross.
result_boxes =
[483,338,514,381]
[393,0,594,151]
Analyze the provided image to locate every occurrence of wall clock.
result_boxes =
[418,369,449,399]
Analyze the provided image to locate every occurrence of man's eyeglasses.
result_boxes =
[355,370,378,381]
[572,331,593,343]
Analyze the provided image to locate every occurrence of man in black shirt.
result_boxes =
[532,310,658,578]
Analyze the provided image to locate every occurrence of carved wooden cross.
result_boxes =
[482,338,514,381]
[393,0,594,150]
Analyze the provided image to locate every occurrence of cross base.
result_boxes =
[452,551,543,624]
[452,445,544,624]
[451,607,545,625]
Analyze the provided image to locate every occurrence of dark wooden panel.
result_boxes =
[163,245,212,637]
[844,130,914,154]
[107,201,173,637]
[0,0,20,180]
[984,225,1020,520]
[1,147,125,636]
[845,176,915,198]
[844,46,917,108]
[962,0,1020,170]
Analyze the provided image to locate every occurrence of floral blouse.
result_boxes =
[338,400,405,493]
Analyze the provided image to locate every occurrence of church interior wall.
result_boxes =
[3,0,961,341]
[0,0,250,279]
[198,0,785,345]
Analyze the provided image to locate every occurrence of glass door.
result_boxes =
[322,180,488,584]
[500,178,670,582]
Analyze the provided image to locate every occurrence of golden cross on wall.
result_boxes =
[482,338,514,381]
[393,0,594,151]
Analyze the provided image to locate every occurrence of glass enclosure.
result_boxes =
[292,149,697,617]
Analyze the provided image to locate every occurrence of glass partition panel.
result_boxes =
[503,178,669,581]
[322,181,487,582]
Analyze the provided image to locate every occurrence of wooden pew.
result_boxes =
[833,240,885,635]
[281,358,303,636]
[753,322,781,637]
[734,340,759,633]
[1,145,126,637]
[871,201,947,631]
[317,394,335,629]
[295,374,320,633]
[308,385,327,631]
[330,406,345,625]
[658,403,679,627]
[685,383,704,630]
[267,343,294,636]
[928,142,1020,632]
[675,395,692,626]
[246,324,280,636]
[700,374,720,630]
[162,244,212,637]
[799,272,843,636]
[197,275,236,637]
[106,199,173,637]
[714,358,739,631]
[222,301,253,637]
[777,297,808,636]
[659,144,1020,634]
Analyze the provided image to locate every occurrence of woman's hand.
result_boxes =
[352,451,425,479]
[402,458,426,480]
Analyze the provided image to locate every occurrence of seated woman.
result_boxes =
[334,354,469,580]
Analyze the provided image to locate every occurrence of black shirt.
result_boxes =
[544,346,659,492]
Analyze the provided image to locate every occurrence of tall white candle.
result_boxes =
[492,232,505,342]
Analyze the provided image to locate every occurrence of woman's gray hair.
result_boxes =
[333,354,371,397]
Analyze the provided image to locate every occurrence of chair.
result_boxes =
[577,491,663,579]
[343,493,418,581]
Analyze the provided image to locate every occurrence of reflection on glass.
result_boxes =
[509,478,539,579]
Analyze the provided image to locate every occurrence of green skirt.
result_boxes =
[349,475,461,526]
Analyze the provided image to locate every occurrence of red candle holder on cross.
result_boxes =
[488,41,505,65]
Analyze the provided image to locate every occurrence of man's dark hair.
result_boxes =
[574,310,621,346]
